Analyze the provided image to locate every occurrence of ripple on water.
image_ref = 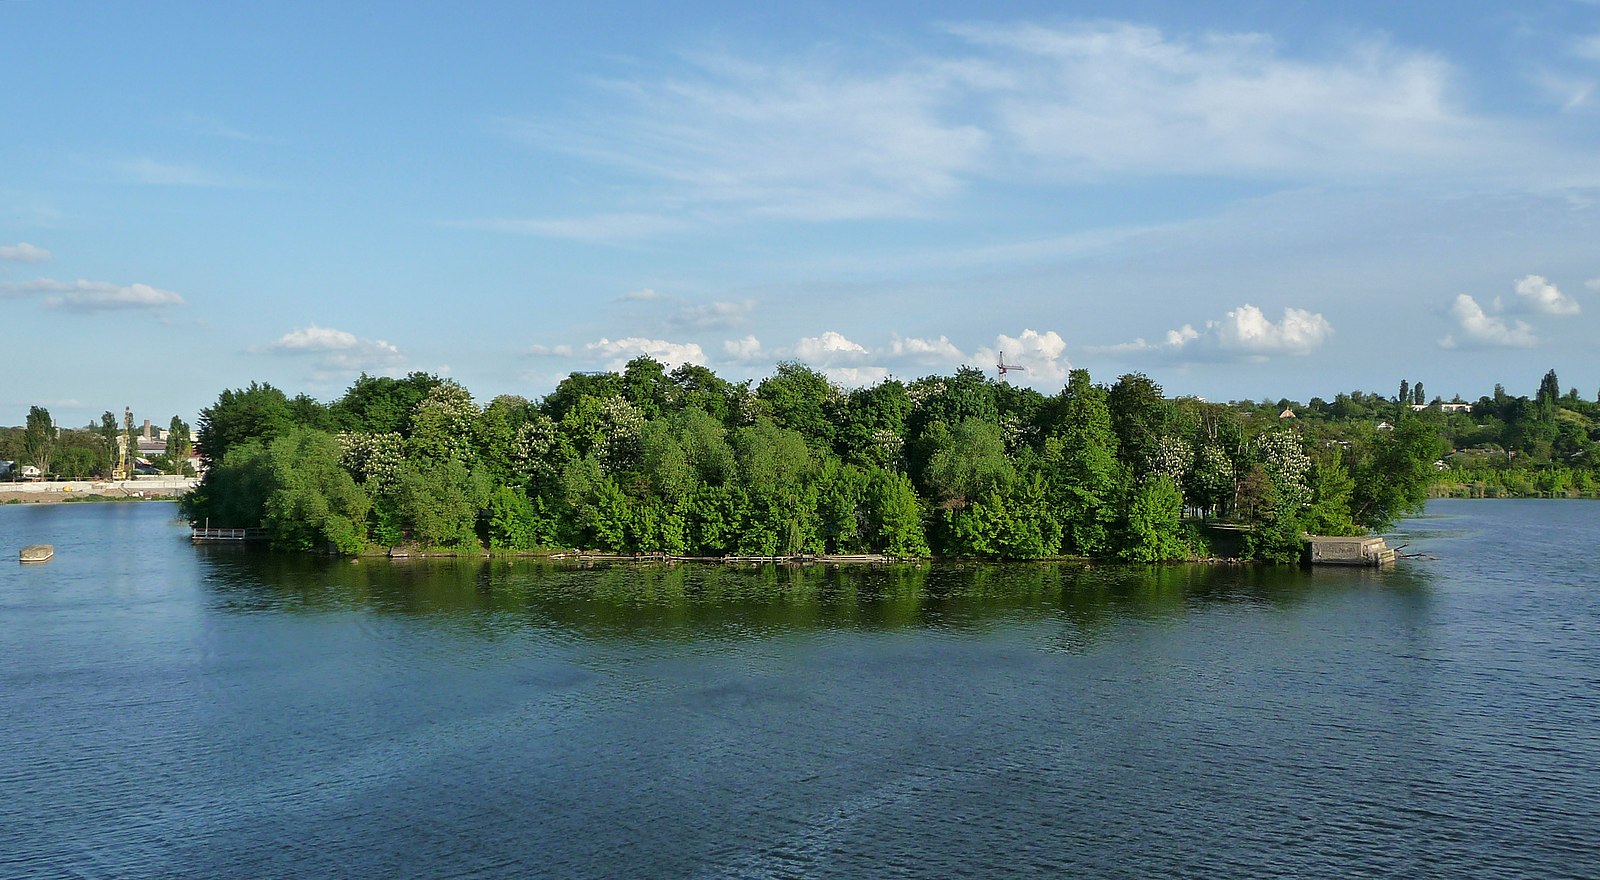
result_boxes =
[0,500,1598,878]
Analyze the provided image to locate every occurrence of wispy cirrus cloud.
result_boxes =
[0,278,185,311]
[0,242,51,263]
[483,20,1556,243]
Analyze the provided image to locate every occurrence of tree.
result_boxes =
[197,383,296,468]
[332,372,441,436]
[22,406,56,477]
[97,412,120,477]
[165,416,192,474]
[408,381,481,468]
[261,429,371,554]
[1045,370,1123,556]
[1107,373,1169,478]
[757,362,840,451]
[1350,419,1448,530]
[1118,476,1188,562]
[925,418,1014,506]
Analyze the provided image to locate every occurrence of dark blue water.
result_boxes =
[1,500,1597,878]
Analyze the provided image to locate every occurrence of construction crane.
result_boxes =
[996,351,1026,381]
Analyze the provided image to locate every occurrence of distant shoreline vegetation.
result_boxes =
[175,359,1530,563]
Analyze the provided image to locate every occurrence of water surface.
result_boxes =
[1,500,1596,878]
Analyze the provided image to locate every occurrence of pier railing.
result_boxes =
[191,527,269,543]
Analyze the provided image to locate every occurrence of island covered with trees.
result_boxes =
[178,359,1486,563]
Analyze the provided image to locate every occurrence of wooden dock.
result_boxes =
[191,527,269,543]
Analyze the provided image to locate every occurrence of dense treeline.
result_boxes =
[0,408,193,479]
[1249,368,1600,498]
[182,359,1449,562]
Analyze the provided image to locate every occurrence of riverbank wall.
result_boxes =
[0,477,197,504]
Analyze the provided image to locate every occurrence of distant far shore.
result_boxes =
[0,477,196,504]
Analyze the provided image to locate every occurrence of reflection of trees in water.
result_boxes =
[198,551,1431,646]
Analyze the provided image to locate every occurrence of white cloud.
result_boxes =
[1096,304,1331,362]
[972,329,1071,382]
[490,20,1542,242]
[502,52,989,223]
[791,330,871,365]
[1587,277,1600,293]
[1439,294,1537,349]
[272,325,362,352]
[887,334,966,365]
[0,278,186,311]
[1513,273,1580,315]
[949,22,1482,180]
[584,336,707,370]
[723,335,764,361]
[527,343,575,357]
[615,288,662,302]
[1213,304,1333,354]
[670,298,755,329]
[268,324,406,381]
[0,242,50,263]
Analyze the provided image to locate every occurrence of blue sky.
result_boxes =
[4,1,1599,428]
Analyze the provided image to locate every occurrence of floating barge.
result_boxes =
[191,527,269,544]
[1307,535,1396,567]
[19,544,54,563]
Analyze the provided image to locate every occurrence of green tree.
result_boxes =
[1107,373,1170,478]
[22,406,56,477]
[197,383,296,468]
[261,429,372,554]
[332,372,441,436]
[1118,475,1189,562]
[97,411,120,477]
[165,416,192,474]
[1045,370,1123,556]
[757,362,840,451]
[925,418,1014,506]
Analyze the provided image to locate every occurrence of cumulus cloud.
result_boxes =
[887,334,966,365]
[1213,304,1333,354]
[0,278,186,311]
[267,324,406,380]
[1513,274,1580,315]
[791,330,871,365]
[723,335,764,361]
[972,329,1071,382]
[615,288,662,302]
[0,242,50,263]
[584,336,708,370]
[527,343,575,357]
[1097,304,1332,362]
[670,298,755,330]
[1439,294,1537,349]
